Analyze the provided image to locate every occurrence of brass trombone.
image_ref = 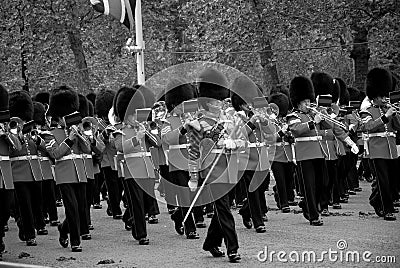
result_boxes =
[306,104,347,130]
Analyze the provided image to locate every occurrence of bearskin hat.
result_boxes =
[48,85,79,118]
[33,91,50,105]
[335,78,349,105]
[86,92,96,106]
[269,93,289,117]
[365,67,392,99]
[9,90,33,122]
[311,72,335,98]
[198,68,229,101]
[95,90,115,119]
[33,101,46,126]
[165,78,196,113]
[135,84,155,108]
[88,101,94,117]
[78,94,89,118]
[289,76,315,108]
[115,87,145,122]
[231,75,261,111]
[0,84,9,123]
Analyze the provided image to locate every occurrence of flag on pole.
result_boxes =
[90,0,135,30]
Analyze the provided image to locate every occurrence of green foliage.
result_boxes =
[0,0,398,95]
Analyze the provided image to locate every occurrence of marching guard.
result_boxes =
[9,90,49,246]
[0,85,21,260]
[46,85,91,252]
[359,68,400,221]
[186,68,242,262]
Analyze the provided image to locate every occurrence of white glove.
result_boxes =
[90,0,101,5]
[188,180,198,192]
[351,144,359,154]
[223,139,237,150]
[188,119,201,131]
[344,136,359,154]
[314,114,322,124]
[136,130,145,140]
[281,124,288,132]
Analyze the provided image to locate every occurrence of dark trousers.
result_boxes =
[59,183,88,246]
[160,165,176,209]
[0,189,12,238]
[347,153,359,190]
[238,170,265,228]
[93,172,104,204]
[323,160,339,207]
[14,181,45,240]
[42,179,58,221]
[203,186,239,254]
[337,155,348,197]
[169,170,196,234]
[272,162,295,208]
[369,159,396,214]
[125,178,147,240]
[102,167,123,216]
[142,179,160,216]
[297,158,327,221]
[85,179,95,226]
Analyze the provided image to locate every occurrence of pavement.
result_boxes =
[1,180,400,268]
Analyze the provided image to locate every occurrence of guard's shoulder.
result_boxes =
[286,112,300,119]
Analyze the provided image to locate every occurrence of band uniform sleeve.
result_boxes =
[359,110,385,132]
[287,113,313,137]
[45,136,72,160]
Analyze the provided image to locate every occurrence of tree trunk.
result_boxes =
[249,0,280,94]
[18,2,29,92]
[67,0,91,93]
[350,26,370,92]
[67,30,91,92]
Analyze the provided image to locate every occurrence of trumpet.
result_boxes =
[9,117,23,134]
[306,104,347,130]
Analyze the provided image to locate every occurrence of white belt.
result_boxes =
[0,156,10,161]
[295,136,322,142]
[275,142,290,146]
[39,156,50,161]
[125,152,151,158]
[11,155,38,161]
[368,132,396,138]
[56,154,83,162]
[248,142,266,148]
[82,154,93,159]
[169,144,189,149]
[211,149,225,154]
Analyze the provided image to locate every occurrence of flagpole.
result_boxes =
[135,0,145,85]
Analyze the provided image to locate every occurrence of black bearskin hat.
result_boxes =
[365,67,392,99]
[95,90,115,119]
[86,92,96,106]
[78,94,89,118]
[88,101,94,117]
[269,93,289,117]
[165,78,196,113]
[311,72,335,97]
[9,90,34,122]
[231,76,261,111]
[33,101,46,126]
[135,84,155,108]
[0,84,9,123]
[33,91,50,106]
[115,87,145,122]
[48,85,79,118]
[198,68,229,100]
[289,76,315,108]
[335,78,349,105]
